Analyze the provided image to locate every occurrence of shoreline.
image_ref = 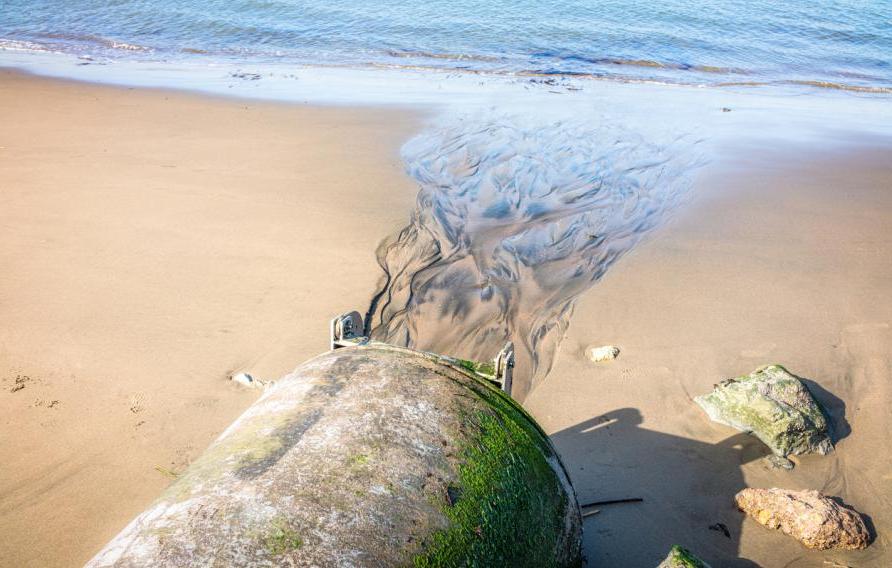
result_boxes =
[2,41,892,94]
[0,69,890,567]
[2,51,892,142]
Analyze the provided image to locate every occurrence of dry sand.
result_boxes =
[526,140,892,567]
[2,69,891,568]
[0,70,421,567]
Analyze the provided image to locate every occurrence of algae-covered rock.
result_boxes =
[694,365,832,457]
[736,488,870,550]
[86,343,582,567]
[657,545,712,568]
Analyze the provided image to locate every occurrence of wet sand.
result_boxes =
[0,70,421,567]
[526,140,892,567]
[365,118,699,401]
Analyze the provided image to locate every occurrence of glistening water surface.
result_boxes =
[2,0,891,92]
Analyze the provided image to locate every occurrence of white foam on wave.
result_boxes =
[0,39,62,54]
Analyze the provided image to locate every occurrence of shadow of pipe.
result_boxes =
[550,408,763,567]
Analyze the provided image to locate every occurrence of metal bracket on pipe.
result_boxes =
[493,342,515,397]
[330,311,368,350]
[329,312,515,398]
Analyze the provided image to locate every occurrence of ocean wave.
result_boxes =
[783,80,892,94]
[532,52,751,75]
[385,49,503,63]
[0,39,61,54]
[30,31,152,52]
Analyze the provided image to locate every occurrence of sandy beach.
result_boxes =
[0,70,421,567]
[1,69,891,568]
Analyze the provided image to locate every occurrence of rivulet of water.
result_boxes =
[366,116,702,399]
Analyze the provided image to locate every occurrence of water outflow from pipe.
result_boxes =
[367,115,702,400]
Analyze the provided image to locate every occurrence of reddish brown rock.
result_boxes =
[735,488,870,550]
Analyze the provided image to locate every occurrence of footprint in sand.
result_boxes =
[8,374,33,393]
[129,393,146,414]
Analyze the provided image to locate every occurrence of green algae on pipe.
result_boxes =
[657,545,712,568]
[85,343,583,567]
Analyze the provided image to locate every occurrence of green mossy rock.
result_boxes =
[86,343,582,567]
[694,364,832,457]
[657,545,712,568]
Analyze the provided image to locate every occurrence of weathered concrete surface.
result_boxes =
[656,545,712,568]
[735,488,870,550]
[85,344,582,567]
[694,365,832,457]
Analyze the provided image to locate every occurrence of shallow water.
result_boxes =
[2,0,891,93]
[366,115,702,398]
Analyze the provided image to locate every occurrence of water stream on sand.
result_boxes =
[366,114,703,399]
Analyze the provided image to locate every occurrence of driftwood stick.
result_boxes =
[580,497,643,508]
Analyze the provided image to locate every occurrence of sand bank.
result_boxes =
[0,70,421,567]
[526,140,892,567]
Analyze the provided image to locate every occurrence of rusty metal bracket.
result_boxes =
[330,311,368,350]
[493,341,515,397]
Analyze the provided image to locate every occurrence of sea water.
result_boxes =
[2,0,891,93]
